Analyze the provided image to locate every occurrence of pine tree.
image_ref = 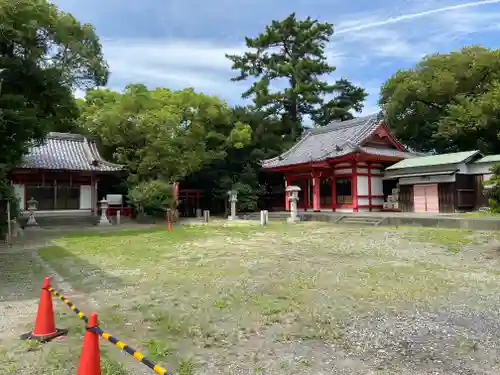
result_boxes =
[227,12,367,139]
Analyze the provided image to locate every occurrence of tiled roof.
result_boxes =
[261,115,414,169]
[475,154,500,164]
[17,132,123,172]
[385,150,480,171]
[359,146,417,159]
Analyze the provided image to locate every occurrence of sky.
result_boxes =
[52,0,500,116]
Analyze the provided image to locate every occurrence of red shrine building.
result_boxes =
[261,115,417,212]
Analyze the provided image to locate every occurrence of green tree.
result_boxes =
[184,106,286,213]
[128,180,175,216]
[484,164,500,212]
[78,85,252,185]
[380,46,500,153]
[226,12,367,140]
[0,0,108,237]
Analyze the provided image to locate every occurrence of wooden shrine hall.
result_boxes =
[261,115,417,212]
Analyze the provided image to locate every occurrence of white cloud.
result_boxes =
[93,0,500,116]
[336,0,500,34]
[103,39,246,71]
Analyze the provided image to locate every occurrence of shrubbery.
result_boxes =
[128,180,175,217]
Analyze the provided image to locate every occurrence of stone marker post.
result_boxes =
[286,186,301,223]
[26,197,38,227]
[98,199,112,226]
[116,209,121,225]
[203,210,210,223]
[227,190,238,220]
[260,210,269,225]
[196,208,202,218]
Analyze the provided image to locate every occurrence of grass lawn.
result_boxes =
[3,221,500,374]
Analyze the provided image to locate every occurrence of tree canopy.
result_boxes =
[227,12,367,140]
[0,0,108,169]
[78,84,252,185]
[380,46,500,154]
[0,0,108,235]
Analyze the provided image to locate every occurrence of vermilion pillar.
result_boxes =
[352,163,358,212]
[312,175,321,211]
[285,176,290,211]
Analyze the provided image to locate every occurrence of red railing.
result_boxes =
[106,207,132,217]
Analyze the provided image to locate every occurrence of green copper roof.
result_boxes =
[386,150,480,170]
[475,154,500,164]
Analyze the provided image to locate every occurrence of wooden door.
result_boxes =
[413,184,439,213]
[413,185,427,212]
[424,184,439,212]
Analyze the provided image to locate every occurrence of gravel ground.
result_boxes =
[3,223,500,374]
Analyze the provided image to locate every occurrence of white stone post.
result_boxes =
[203,210,210,223]
[196,208,202,218]
[26,197,38,227]
[286,186,301,223]
[98,198,112,226]
[260,210,269,225]
[116,209,121,225]
[227,190,238,220]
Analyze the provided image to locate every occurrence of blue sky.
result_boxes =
[53,0,500,116]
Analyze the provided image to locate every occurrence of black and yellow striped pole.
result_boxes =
[48,287,171,375]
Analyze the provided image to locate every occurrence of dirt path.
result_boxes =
[0,230,160,375]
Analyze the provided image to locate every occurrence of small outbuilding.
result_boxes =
[384,150,500,213]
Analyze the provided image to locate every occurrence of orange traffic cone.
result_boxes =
[20,276,68,342]
[77,312,101,375]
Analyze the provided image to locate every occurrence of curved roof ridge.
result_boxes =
[308,114,378,135]
[261,132,313,165]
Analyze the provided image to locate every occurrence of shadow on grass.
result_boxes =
[0,252,46,302]
[56,226,175,239]
[38,245,125,294]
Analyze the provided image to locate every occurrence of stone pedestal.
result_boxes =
[227,190,238,220]
[260,210,269,225]
[98,199,112,226]
[286,186,301,223]
[203,210,210,223]
[26,197,38,227]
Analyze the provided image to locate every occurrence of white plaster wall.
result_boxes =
[335,168,352,174]
[13,184,25,211]
[467,163,494,174]
[336,208,353,213]
[399,174,455,185]
[357,176,369,195]
[371,176,384,196]
[358,198,370,206]
[79,185,92,209]
[358,208,371,212]
[371,168,382,174]
[336,163,351,168]
[372,198,384,205]
[357,168,369,173]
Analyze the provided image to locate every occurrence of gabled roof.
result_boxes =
[17,132,123,172]
[261,114,413,169]
[385,150,480,171]
[475,154,500,164]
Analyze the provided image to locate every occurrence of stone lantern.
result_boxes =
[286,185,301,223]
[98,198,112,226]
[26,197,38,226]
[227,190,238,220]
